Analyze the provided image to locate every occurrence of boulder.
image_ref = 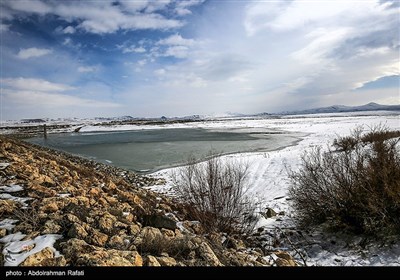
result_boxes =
[98,213,117,234]
[68,223,88,239]
[263,208,277,218]
[156,256,177,266]
[20,247,54,266]
[274,251,297,267]
[196,242,222,266]
[145,255,161,266]
[142,214,177,230]
[42,220,61,234]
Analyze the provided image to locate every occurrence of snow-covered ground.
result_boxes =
[146,113,400,266]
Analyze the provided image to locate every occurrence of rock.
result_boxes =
[156,256,177,266]
[223,237,246,250]
[61,238,142,266]
[274,251,297,267]
[98,213,117,234]
[41,202,59,213]
[40,256,67,266]
[140,227,162,241]
[42,220,61,234]
[68,223,88,239]
[142,214,177,230]
[128,224,140,235]
[161,228,175,238]
[196,242,222,266]
[0,228,7,238]
[263,208,277,218]
[20,247,54,266]
[108,235,125,249]
[145,255,161,266]
[86,229,109,246]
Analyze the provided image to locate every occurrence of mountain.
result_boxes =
[277,102,400,115]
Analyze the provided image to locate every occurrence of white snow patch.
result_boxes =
[0,219,19,231]
[0,163,10,170]
[0,185,24,193]
[1,234,62,266]
[0,194,33,207]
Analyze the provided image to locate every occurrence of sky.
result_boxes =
[0,0,399,120]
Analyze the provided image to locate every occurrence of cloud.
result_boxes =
[77,66,98,73]
[63,25,75,34]
[175,0,205,16]
[1,0,205,34]
[1,77,74,92]
[0,23,10,32]
[4,89,121,108]
[157,34,195,46]
[16,47,52,59]
[119,45,146,54]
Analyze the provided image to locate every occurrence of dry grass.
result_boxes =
[289,125,400,235]
[172,155,259,235]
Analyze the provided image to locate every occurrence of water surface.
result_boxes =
[28,128,300,173]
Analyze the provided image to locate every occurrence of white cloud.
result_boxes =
[2,0,200,34]
[7,0,51,15]
[120,45,146,54]
[1,77,74,92]
[164,46,190,58]
[4,89,121,108]
[175,0,205,16]
[78,66,98,73]
[16,47,52,59]
[157,34,195,46]
[0,23,10,32]
[63,25,75,34]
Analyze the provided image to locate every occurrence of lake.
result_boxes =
[28,127,301,173]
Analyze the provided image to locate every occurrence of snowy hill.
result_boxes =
[277,102,400,115]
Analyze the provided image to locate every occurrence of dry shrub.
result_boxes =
[172,155,259,235]
[289,125,400,235]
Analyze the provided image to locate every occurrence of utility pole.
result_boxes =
[43,124,47,139]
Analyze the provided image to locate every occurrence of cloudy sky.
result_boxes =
[1,0,399,120]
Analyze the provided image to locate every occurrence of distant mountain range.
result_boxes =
[276,102,400,115]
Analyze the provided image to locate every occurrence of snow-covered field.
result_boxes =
[146,112,400,266]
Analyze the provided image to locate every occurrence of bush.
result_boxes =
[172,155,258,235]
[289,126,400,235]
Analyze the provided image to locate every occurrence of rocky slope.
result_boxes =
[0,136,295,266]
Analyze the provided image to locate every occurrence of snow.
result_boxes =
[1,233,62,266]
[0,193,33,208]
[0,163,10,170]
[146,113,400,266]
[0,219,19,231]
[0,185,24,193]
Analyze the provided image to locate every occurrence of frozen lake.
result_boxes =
[28,127,301,173]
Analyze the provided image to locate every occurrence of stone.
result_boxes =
[68,223,88,239]
[107,235,125,249]
[61,238,142,266]
[146,255,161,266]
[87,229,109,247]
[142,214,177,230]
[0,228,7,238]
[41,202,59,213]
[161,228,175,238]
[140,227,162,241]
[264,208,277,218]
[98,213,117,234]
[128,224,140,235]
[223,237,246,250]
[274,251,297,267]
[42,220,61,234]
[20,247,54,266]
[196,242,222,266]
[40,256,67,266]
[156,256,177,266]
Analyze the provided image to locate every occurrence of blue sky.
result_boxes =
[1,0,399,120]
